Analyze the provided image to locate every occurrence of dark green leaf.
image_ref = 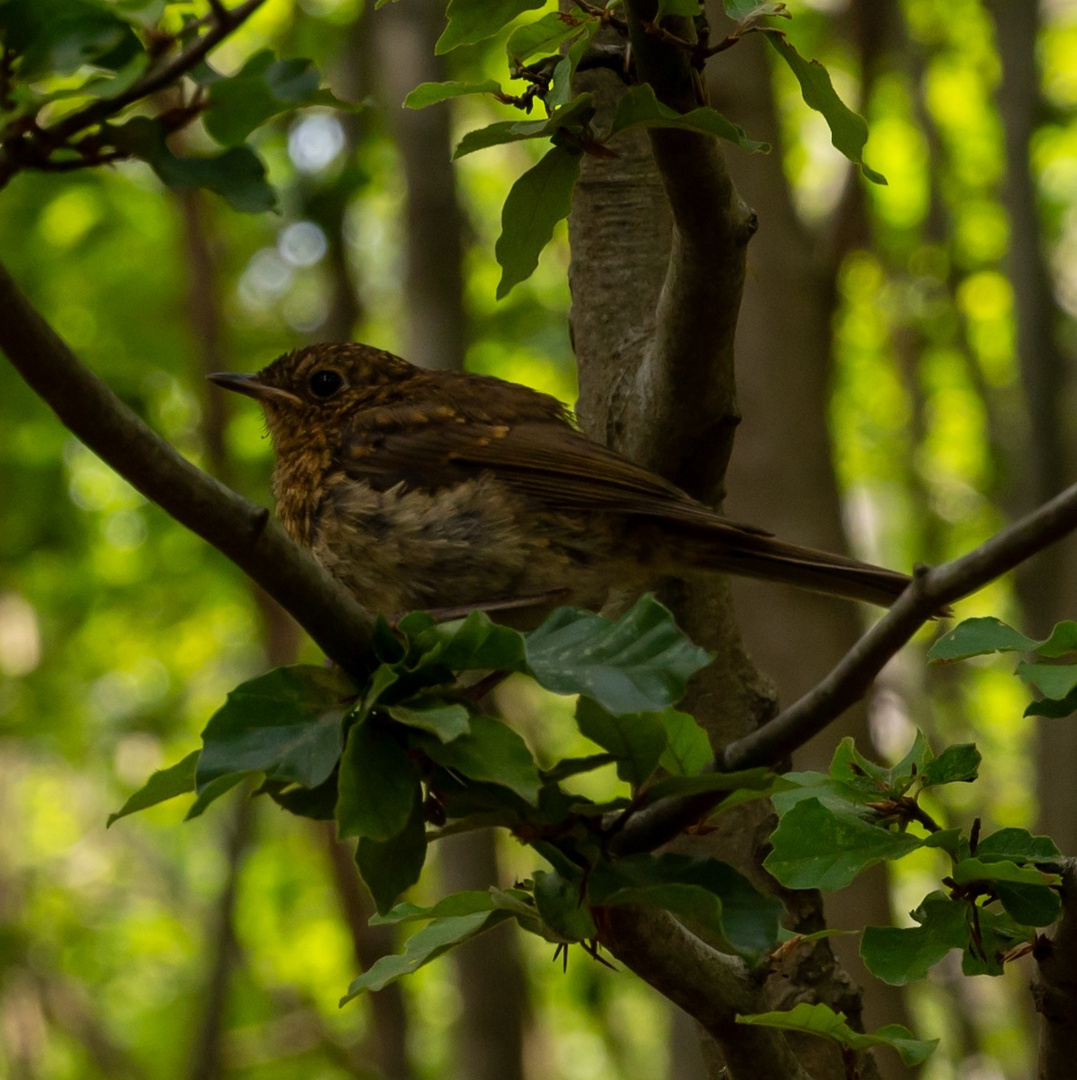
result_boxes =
[184,772,248,820]
[436,0,546,53]
[387,699,471,743]
[109,116,277,213]
[495,143,581,298]
[417,714,541,803]
[196,666,354,791]
[1025,686,1077,718]
[1017,661,1077,701]
[975,827,1061,865]
[336,718,420,841]
[341,910,510,1000]
[927,616,1039,662]
[409,610,526,671]
[454,118,550,157]
[860,893,970,984]
[525,596,712,714]
[204,51,336,146]
[764,798,924,890]
[657,0,702,19]
[263,772,338,821]
[404,80,504,108]
[354,795,427,914]
[765,33,886,184]
[574,698,666,788]
[608,83,767,153]
[0,0,142,78]
[589,853,782,963]
[920,743,980,787]
[962,907,1033,976]
[547,30,594,109]
[994,882,1061,927]
[108,750,198,826]
[541,753,618,782]
[658,709,712,775]
[737,1004,937,1067]
[533,870,597,942]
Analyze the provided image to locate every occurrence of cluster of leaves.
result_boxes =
[0,0,344,210]
[402,0,885,296]
[113,599,1055,1068]
[766,730,1062,983]
[113,597,786,978]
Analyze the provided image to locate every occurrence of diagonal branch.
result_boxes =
[611,473,1077,854]
[0,260,375,680]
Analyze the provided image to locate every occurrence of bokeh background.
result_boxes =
[0,1,1075,1078]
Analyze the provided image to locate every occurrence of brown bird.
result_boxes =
[209,343,913,623]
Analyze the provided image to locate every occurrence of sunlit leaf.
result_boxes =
[404,80,504,109]
[765,33,886,184]
[436,0,546,53]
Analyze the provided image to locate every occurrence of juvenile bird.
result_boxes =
[210,343,913,623]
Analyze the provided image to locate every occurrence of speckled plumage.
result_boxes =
[210,343,914,622]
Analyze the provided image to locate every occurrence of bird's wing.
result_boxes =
[340,410,772,535]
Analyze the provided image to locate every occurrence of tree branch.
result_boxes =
[599,905,813,1080]
[611,473,1077,853]
[1034,859,1077,1080]
[0,260,375,679]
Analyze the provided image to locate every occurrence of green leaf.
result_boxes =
[974,827,1061,865]
[525,595,712,714]
[764,798,924,890]
[0,0,142,78]
[506,10,590,64]
[920,743,980,787]
[404,80,504,109]
[336,718,420,841]
[185,772,248,820]
[770,770,878,815]
[829,732,930,794]
[495,143,581,298]
[533,870,597,942]
[436,0,546,53]
[409,610,526,671]
[417,714,541,803]
[575,698,666,788]
[541,753,618,782]
[658,709,712,775]
[1025,687,1077,719]
[548,30,594,109]
[370,890,502,925]
[196,666,354,791]
[860,893,971,985]
[1031,621,1077,657]
[108,750,198,826]
[204,51,339,146]
[961,906,1033,975]
[387,699,471,743]
[736,1003,938,1067]
[764,33,886,184]
[355,795,427,913]
[341,910,510,1000]
[928,616,1039,662]
[453,92,596,158]
[993,882,1061,927]
[1017,661,1077,701]
[951,857,1060,889]
[108,116,277,213]
[589,854,782,963]
[608,83,768,153]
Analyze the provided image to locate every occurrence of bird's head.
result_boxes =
[209,343,414,447]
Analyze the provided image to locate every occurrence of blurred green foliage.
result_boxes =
[0,1,1075,1079]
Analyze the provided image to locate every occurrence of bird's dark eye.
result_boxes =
[309,369,344,398]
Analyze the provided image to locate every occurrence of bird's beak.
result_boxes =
[208,372,302,406]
